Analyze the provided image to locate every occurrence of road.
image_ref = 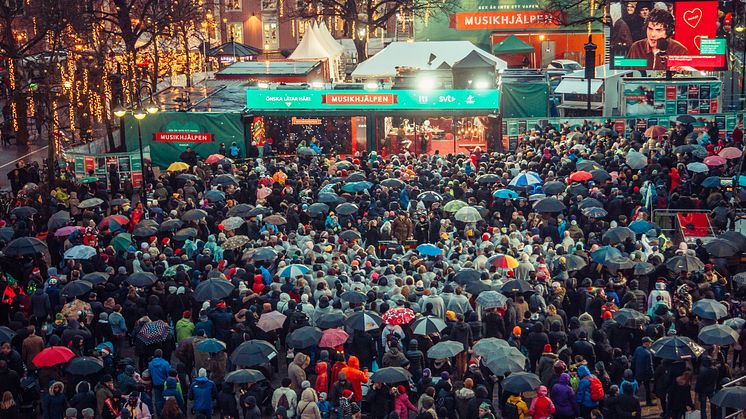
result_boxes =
[0,142,48,187]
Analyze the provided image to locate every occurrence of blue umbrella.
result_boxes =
[582,207,608,218]
[493,189,519,199]
[509,171,542,187]
[702,176,721,188]
[686,162,709,173]
[416,244,441,257]
[196,338,227,353]
[629,220,657,234]
[341,181,373,193]
[591,246,623,264]
[64,245,97,260]
[279,264,311,278]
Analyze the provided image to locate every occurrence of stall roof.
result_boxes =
[555,79,603,94]
[208,41,262,57]
[452,50,496,70]
[351,41,506,80]
[216,60,322,77]
[565,64,635,80]
[492,35,534,55]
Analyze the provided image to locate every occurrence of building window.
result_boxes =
[261,0,276,11]
[226,0,241,10]
[227,22,243,44]
[263,15,279,50]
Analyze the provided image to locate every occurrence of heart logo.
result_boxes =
[693,35,705,51]
[683,8,702,28]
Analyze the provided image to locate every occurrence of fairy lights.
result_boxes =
[8,60,18,131]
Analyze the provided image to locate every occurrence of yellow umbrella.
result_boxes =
[489,254,520,269]
[167,162,190,172]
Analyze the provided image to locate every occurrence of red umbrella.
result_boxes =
[206,154,226,164]
[568,171,592,183]
[318,328,349,348]
[99,215,129,228]
[704,155,727,167]
[382,308,416,326]
[33,346,75,367]
[644,125,668,139]
[719,147,743,159]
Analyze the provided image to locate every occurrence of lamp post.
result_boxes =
[113,84,159,209]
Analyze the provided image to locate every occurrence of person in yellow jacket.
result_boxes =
[503,392,529,419]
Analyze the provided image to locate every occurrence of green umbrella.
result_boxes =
[80,176,99,184]
[443,200,467,213]
[163,264,192,277]
[110,233,132,253]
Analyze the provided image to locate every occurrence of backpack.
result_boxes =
[585,375,605,402]
[503,400,519,419]
[277,392,290,410]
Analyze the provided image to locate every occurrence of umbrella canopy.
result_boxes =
[427,340,464,359]
[135,320,171,345]
[476,174,500,184]
[345,172,366,182]
[370,367,412,384]
[542,181,565,195]
[167,162,190,172]
[339,230,361,241]
[317,193,341,204]
[633,261,655,275]
[704,239,740,257]
[419,191,443,204]
[576,160,602,171]
[472,338,511,358]
[382,308,416,326]
[666,255,704,273]
[220,217,246,232]
[493,189,519,199]
[318,328,349,348]
[194,278,235,302]
[340,291,367,305]
[686,162,709,173]
[721,231,746,251]
[163,264,192,277]
[62,280,93,298]
[222,235,250,250]
[230,340,278,367]
[100,214,129,229]
[182,209,208,221]
[411,316,447,336]
[591,169,611,182]
[560,254,588,271]
[443,200,468,212]
[205,154,226,164]
[644,125,667,139]
[78,198,104,209]
[64,245,97,260]
[287,326,323,349]
[225,368,266,384]
[568,171,592,182]
[196,338,227,353]
[82,272,108,285]
[591,246,623,264]
[0,326,16,343]
[613,308,648,329]
[336,203,359,216]
[264,215,287,225]
[454,206,483,222]
[204,190,226,202]
[345,311,383,332]
[502,372,541,393]
[582,207,608,218]
[578,197,604,210]
[416,244,441,257]
[54,226,84,238]
[698,324,739,345]
[381,178,405,188]
[704,155,727,167]
[250,247,278,262]
[701,176,721,188]
[256,311,287,332]
[307,203,331,217]
[692,299,728,320]
[453,268,482,284]
[712,387,746,409]
[227,204,254,218]
[32,346,75,367]
[316,313,346,329]
[341,181,373,193]
[719,147,743,159]
[476,290,508,309]
[279,264,311,278]
[625,151,647,170]
[48,210,71,230]
[4,237,47,256]
[132,222,158,237]
[488,254,519,269]
[604,256,636,271]
[213,174,238,186]
[66,356,104,375]
[603,227,636,244]
[725,317,746,330]
[501,279,533,294]
[651,336,704,360]
[509,171,542,187]
[533,197,566,213]
[628,219,657,234]
[110,234,132,253]
[484,350,527,376]
[172,227,198,241]
[126,272,157,287]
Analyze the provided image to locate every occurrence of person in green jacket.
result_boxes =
[175,311,194,343]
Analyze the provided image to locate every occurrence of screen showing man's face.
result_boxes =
[639,7,650,18]
[646,22,667,48]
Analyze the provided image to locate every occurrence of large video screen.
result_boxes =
[609,1,729,70]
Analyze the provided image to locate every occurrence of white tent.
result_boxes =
[351,41,507,80]
[289,22,342,80]
[317,22,344,55]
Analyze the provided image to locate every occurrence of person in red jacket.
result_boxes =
[339,356,368,402]
[314,361,328,395]
[529,385,556,419]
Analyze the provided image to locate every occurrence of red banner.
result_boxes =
[321,94,398,105]
[154,132,213,143]
[449,11,560,30]
[673,2,718,57]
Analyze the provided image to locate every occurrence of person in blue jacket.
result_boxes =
[576,364,599,418]
[148,349,171,415]
[189,368,217,416]
[162,377,186,415]
[631,336,655,405]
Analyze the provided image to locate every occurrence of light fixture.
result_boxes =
[358,28,366,39]
[145,100,159,114]
[417,76,436,91]
[311,81,324,89]
[113,105,126,118]
[364,81,378,90]
[257,82,269,89]
[63,80,72,89]
[475,80,489,89]
[133,106,147,120]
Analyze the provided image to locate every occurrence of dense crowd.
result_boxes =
[0,118,745,419]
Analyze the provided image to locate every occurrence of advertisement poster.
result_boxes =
[623,80,721,116]
[68,150,146,190]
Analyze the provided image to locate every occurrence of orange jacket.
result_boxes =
[339,356,368,401]
[314,361,328,394]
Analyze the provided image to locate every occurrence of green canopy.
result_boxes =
[492,35,534,55]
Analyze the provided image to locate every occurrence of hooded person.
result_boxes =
[188,368,217,416]
[537,344,559,385]
[314,361,329,395]
[550,373,578,419]
[528,385,555,419]
[217,382,239,419]
[339,356,369,402]
[576,365,600,413]
[162,377,186,414]
[297,387,321,419]
[70,381,96,416]
[288,352,309,396]
[119,392,151,419]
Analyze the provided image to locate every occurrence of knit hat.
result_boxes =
[397,385,407,394]
[479,402,492,410]
[342,389,353,398]
[441,371,450,380]
[198,368,207,377]
[513,326,522,336]
[183,310,191,318]
[543,344,553,353]
[602,310,613,319]
[65,408,78,418]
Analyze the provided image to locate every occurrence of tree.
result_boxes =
[287,0,460,60]
[538,0,605,27]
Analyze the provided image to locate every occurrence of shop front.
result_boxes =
[244,88,501,155]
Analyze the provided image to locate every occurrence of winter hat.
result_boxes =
[441,371,450,380]
[342,389,353,398]
[422,368,431,378]
[543,344,553,353]
[513,326,522,336]
[198,368,207,377]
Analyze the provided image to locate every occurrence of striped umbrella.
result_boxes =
[509,171,542,187]
[279,264,311,278]
[411,316,447,336]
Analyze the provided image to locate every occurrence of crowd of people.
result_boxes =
[0,118,745,419]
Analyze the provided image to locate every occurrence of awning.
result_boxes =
[555,79,603,94]
[492,35,534,55]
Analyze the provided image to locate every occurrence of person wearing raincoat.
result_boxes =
[339,356,368,402]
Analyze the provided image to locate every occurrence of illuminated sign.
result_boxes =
[154,132,214,143]
[449,11,560,30]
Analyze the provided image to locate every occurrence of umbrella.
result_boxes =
[411,316,447,336]
[339,230,362,241]
[126,272,157,287]
[336,203,359,216]
[591,169,611,182]
[4,237,47,256]
[64,245,97,260]
[340,291,368,305]
[651,336,704,360]
[472,338,511,358]
[345,311,383,332]
[568,171,592,182]
[576,160,602,171]
[32,346,75,367]
[666,255,704,273]
[11,206,37,218]
[712,387,746,409]
[476,174,500,184]
[221,217,245,231]
[493,189,519,199]
[453,268,482,284]
[725,317,746,330]
[644,125,667,139]
[82,272,108,285]
[488,254,519,269]
[335,160,354,169]
[476,291,508,309]
[416,244,441,257]
[195,338,227,353]
[625,151,647,170]
[167,162,190,172]
[501,279,533,294]
[591,246,623,264]
[287,326,323,349]
[173,227,198,241]
[484,349,527,375]
[613,308,648,329]
[0,326,16,343]
[341,181,373,193]
[542,181,565,195]
[503,372,541,393]
[222,235,250,250]
[686,162,709,173]
[66,356,104,375]
[693,299,728,320]
[251,247,278,262]
[582,207,608,218]
[307,203,330,217]
[163,264,192,277]
[721,231,746,251]
[558,254,587,271]
[454,206,483,222]
[383,308,416,326]
[194,278,235,302]
[370,367,412,384]
[604,256,636,271]
[109,234,132,253]
[465,280,492,295]
[78,198,104,209]
[62,280,93,297]
[633,261,655,275]
[279,264,310,278]
[427,341,464,358]
[176,173,199,182]
[381,178,405,188]
[419,191,443,204]
[345,172,366,182]
[135,320,171,345]
[443,200,468,213]
[227,204,254,218]
[204,190,226,202]
[578,197,603,209]
[509,171,542,187]
[568,183,589,197]
[230,340,278,367]
[132,222,158,237]
[182,209,208,221]
[603,227,636,244]
[533,197,566,213]
[676,115,696,123]
[719,147,743,159]
[629,220,657,234]
[256,311,287,332]
[225,369,266,384]
[699,324,739,345]
[213,174,238,186]
[704,155,727,167]
[318,328,349,348]
[55,226,85,237]
[316,313,346,329]
[99,215,129,229]
[701,176,721,188]
[48,210,71,230]
[206,154,226,164]
[317,193,341,204]
[264,215,287,225]
[297,146,317,156]
[705,239,740,257]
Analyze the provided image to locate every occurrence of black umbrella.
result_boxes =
[318,193,341,204]
[230,340,278,367]
[720,231,746,251]
[3,237,47,256]
[465,280,492,295]
[132,223,158,237]
[182,209,208,222]
[0,227,14,242]
[176,173,199,182]
[204,190,226,202]
[692,299,728,320]
[381,178,405,188]
[48,210,71,231]
[286,326,323,349]
[651,336,704,360]
[339,230,361,241]
[666,255,704,273]
[502,372,541,393]
[560,254,587,271]
[11,206,37,218]
[82,272,108,285]
[533,197,566,213]
[501,279,533,294]
[676,115,697,124]
[411,316,447,336]
[476,174,500,184]
[62,280,93,298]
[371,367,413,384]
[248,206,271,217]
[699,324,739,345]
[307,203,330,217]
[712,387,746,409]
[453,269,482,284]
[194,278,235,302]
[336,203,359,216]
[66,356,104,375]
[126,272,157,287]
[173,227,198,241]
[225,369,266,384]
[159,219,184,233]
[345,172,366,182]
[576,160,602,171]
[419,191,443,204]
[427,341,464,358]
[542,181,565,195]
[568,184,588,197]
[316,313,346,329]
[590,169,611,183]
[227,204,254,218]
[345,311,383,332]
[602,227,636,244]
[0,326,16,343]
[633,262,655,275]
[251,247,278,262]
[340,291,368,305]
[613,308,648,329]
[604,256,636,271]
[213,174,238,186]
[705,239,740,257]
[578,197,603,209]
